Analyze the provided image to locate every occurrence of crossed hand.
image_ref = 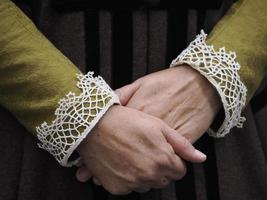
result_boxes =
[75,65,221,195]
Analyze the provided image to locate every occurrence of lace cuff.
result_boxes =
[36,72,120,167]
[170,30,247,137]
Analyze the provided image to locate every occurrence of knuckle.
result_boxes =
[126,175,141,187]
[138,168,156,182]
[136,164,159,183]
[148,160,160,172]
[156,151,173,167]
[170,157,187,180]
[176,165,187,179]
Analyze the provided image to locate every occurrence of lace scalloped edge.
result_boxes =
[170,30,247,138]
[36,72,120,167]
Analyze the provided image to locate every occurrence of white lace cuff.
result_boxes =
[36,72,120,167]
[170,30,247,137]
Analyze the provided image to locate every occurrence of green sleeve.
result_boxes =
[170,0,267,137]
[0,0,119,166]
[207,0,267,103]
[0,0,82,134]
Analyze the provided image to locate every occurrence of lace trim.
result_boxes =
[36,72,120,167]
[170,30,247,137]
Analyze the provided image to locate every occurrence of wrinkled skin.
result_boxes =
[76,105,206,195]
[76,65,220,194]
[118,65,221,143]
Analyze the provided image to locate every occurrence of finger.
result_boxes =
[76,166,93,182]
[150,177,171,189]
[93,177,102,186]
[163,127,206,163]
[115,81,140,105]
[166,154,187,180]
[156,143,187,181]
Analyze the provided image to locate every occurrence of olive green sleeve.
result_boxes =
[207,0,267,103]
[170,0,267,137]
[0,0,119,166]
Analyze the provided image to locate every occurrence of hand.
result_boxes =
[76,105,206,195]
[116,65,221,143]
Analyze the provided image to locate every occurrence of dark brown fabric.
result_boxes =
[1,0,267,199]
[52,0,223,10]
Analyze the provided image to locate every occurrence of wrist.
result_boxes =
[170,31,247,137]
[180,64,222,115]
[76,105,121,155]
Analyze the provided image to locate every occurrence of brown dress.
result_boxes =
[1,0,267,199]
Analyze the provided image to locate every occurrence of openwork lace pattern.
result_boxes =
[170,30,247,137]
[36,72,119,167]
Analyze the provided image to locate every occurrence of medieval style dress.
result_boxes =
[0,0,267,199]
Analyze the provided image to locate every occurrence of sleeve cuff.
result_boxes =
[170,30,247,138]
[36,72,120,167]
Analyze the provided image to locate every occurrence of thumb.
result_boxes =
[115,81,140,106]
[163,127,207,163]
[76,165,93,182]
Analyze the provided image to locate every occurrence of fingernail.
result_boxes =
[195,149,207,160]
